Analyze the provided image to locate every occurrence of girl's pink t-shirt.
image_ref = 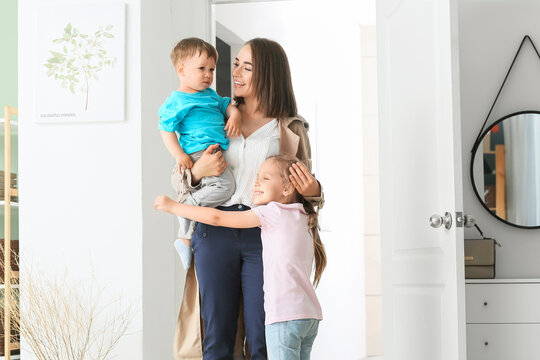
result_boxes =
[252,201,323,325]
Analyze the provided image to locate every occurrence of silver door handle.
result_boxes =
[464,214,476,228]
[430,212,452,229]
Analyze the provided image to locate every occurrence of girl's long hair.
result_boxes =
[267,155,326,287]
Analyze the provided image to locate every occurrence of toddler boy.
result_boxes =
[158,38,239,270]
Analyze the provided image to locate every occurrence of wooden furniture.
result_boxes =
[482,138,507,220]
[1,106,19,360]
[494,144,507,220]
[466,279,540,359]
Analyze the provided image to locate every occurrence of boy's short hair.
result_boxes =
[171,38,218,66]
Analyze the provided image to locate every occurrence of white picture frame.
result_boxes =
[36,2,126,123]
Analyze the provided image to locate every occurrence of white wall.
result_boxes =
[20,1,142,358]
[216,1,375,358]
[18,1,208,358]
[360,25,382,357]
[141,0,178,358]
[459,0,540,278]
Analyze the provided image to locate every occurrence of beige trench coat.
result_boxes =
[173,115,324,360]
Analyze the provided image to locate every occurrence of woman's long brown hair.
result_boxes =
[234,38,297,119]
[267,155,326,287]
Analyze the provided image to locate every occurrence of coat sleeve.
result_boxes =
[287,119,325,210]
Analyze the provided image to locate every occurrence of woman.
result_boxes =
[173,38,323,360]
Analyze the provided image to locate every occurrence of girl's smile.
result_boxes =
[253,159,294,205]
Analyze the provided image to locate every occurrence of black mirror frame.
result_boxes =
[470,109,540,229]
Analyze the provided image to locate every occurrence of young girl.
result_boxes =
[155,154,326,360]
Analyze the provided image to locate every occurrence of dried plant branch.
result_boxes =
[1,254,134,360]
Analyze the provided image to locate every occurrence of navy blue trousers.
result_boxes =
[192,204,267,360]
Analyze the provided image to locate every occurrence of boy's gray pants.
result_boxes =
[171,148,235,239]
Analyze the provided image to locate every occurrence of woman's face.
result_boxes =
[232,45,253,99]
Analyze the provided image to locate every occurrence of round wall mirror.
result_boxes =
[471,111,540,228]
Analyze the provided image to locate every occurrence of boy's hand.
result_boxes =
[154,195,176,213]
[176,153,193,172]
[224,113,241,138]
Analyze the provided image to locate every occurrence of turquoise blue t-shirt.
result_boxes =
[158,88,231,154]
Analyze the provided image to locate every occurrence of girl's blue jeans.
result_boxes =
[265,319,320,360]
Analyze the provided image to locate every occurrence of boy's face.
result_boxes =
[177,52,216,93]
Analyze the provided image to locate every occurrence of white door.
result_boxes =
[377,0,466,359]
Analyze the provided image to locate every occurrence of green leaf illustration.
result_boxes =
[45,23,117,110]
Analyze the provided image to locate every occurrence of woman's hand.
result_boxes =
[154,195,176,214]
[289,162,321,198]
[191,144,228,184]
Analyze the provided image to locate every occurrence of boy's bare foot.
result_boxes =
[181,238,191,247]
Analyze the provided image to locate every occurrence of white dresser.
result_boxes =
[466,279,540,360]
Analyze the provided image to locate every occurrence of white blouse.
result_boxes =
[222,119,280,207]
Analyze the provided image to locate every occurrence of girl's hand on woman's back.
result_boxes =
[191,144,228,184]
[289,162,321,198]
